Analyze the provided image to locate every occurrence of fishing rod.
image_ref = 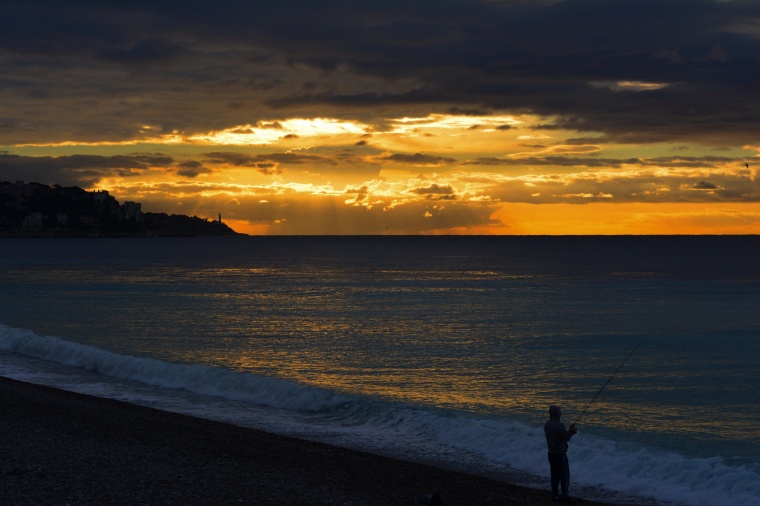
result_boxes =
[573,342,640,426]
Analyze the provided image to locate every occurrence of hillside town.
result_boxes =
[0,181,240,237]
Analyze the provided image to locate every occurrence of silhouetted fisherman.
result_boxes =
[544,405,578,503]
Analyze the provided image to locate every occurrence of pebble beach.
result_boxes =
[0,376,626,505]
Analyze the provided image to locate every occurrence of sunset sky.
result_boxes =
[1,0,759,235]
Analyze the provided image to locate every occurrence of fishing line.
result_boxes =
[573,342,640,425]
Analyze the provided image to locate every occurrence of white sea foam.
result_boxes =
[2,323,759,506]
[0,324,349,412]
[428,416,760,506]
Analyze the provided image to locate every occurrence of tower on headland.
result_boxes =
[218,212,222,223]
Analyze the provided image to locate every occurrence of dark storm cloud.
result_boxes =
[265,87,451,109]
[102,39,186,64]
[176,160,211,178]
[202,149,381,178]
[202,152,338,174]
[1,0,759,145]
[0,153,176,186]
[381,153,457,165]
[410,183,458,200]
[203,152,330,166]
[0,153,173,170]
[693,180,719,190]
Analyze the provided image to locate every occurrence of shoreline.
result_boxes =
[0,376,627,505]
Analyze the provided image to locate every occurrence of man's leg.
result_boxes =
[548,452,561,499]
[560,454,570,498]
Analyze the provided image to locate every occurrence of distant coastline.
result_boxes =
[0,181,243,237]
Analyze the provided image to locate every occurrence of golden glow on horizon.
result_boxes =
[407,203,759,236]
[497,202,760,235]
[5,112,760,235]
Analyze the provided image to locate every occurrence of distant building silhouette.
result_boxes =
[22,212,43,228]
[122,201,143,223]
[0,181,240,236]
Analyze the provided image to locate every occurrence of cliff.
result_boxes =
[0,181,242,237]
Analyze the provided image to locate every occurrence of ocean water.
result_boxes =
[1,236,758,506]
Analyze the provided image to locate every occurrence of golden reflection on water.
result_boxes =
[6,244,754,451]
[179,334,754,446]
[213,343,568,423]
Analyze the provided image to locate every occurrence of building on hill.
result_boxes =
[22,212,43,228]
[121,201,143,223]
[1,181,240,236]
[91,190,110,202]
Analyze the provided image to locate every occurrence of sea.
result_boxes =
[1,236,758,506]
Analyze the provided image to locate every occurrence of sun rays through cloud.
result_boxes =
[2,0,760,234]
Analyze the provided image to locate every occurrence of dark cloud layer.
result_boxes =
[382,153,457,166]
[0,153,175,186]
[1,0,758,146]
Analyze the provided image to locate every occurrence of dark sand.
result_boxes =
[0,376,625,505]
